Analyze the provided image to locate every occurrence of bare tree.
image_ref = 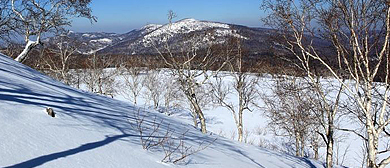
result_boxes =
[211,39,258,142]
[259,0,346,164]
[0,42,22,58]
[119,65,144,105]
[334,140,350,166]
[312,79,344,167]
[150,11,226,133]
[187,84,213,129]
[143,69,162,109]
[152,34,225,133]
[131,108,216,165]
[262,75,317,157]
[5,0,95,62]
[167,10,177,25]
[39,32,79,85]
[308,126,322,160]
[161,73,182,115]
[82,54,118,97]
[0,0,14,40]
[262,0,390,167]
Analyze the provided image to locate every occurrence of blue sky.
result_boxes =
[71,0,265,33]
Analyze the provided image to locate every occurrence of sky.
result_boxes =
[70,0,266,33]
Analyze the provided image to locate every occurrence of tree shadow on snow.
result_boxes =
[0,55,322,168]
[5,134,134,168]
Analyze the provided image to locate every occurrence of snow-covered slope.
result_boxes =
[141,24,163,35]
[139,18,246,48]
[0,53,325,168]
[141,18,242,43]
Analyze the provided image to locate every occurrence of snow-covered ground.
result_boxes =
[0,54,330,167]
[109,70,365,168]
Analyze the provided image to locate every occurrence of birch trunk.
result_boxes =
[187,93,207,133]
[15,40,40,62]
[198,109,207,133]
[326,118,334,168]
[295,131,301,157]
[237,109,243,142]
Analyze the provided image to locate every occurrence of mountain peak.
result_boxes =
[141,18,231,44]
[172,18,230,29]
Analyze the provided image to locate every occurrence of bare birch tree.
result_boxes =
[148,10,227,133]
[39,33,79,85]
[161,74,182,115]
[119,65,144,104]
[143,69,162,109]
[156,46,219,133]
[262,0,390,167]
[211,38,258,142]
[152,33,225,133]
[0,0,14,40]
[82,54,118,97]
[262,75,317,157]
[6,0,95,62]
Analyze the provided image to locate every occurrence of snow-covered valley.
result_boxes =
[0,54,329,168]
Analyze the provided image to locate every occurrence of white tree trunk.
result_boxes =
[367,126,378,168]
[15,40,40,62]
[326,119,334,168]
[191,109,198,128]
[193,99,207,133]
[295,132,301,157]
[237,110,243,142]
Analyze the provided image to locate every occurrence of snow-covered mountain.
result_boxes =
[99,18,275,56]
[43,31,125,54]
[0,53,328,167]
[141,18,245,44]
[43,19,279,56]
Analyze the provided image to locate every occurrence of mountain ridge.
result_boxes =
[44,18,277,56]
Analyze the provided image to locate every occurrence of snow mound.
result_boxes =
[0,53,325,168]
